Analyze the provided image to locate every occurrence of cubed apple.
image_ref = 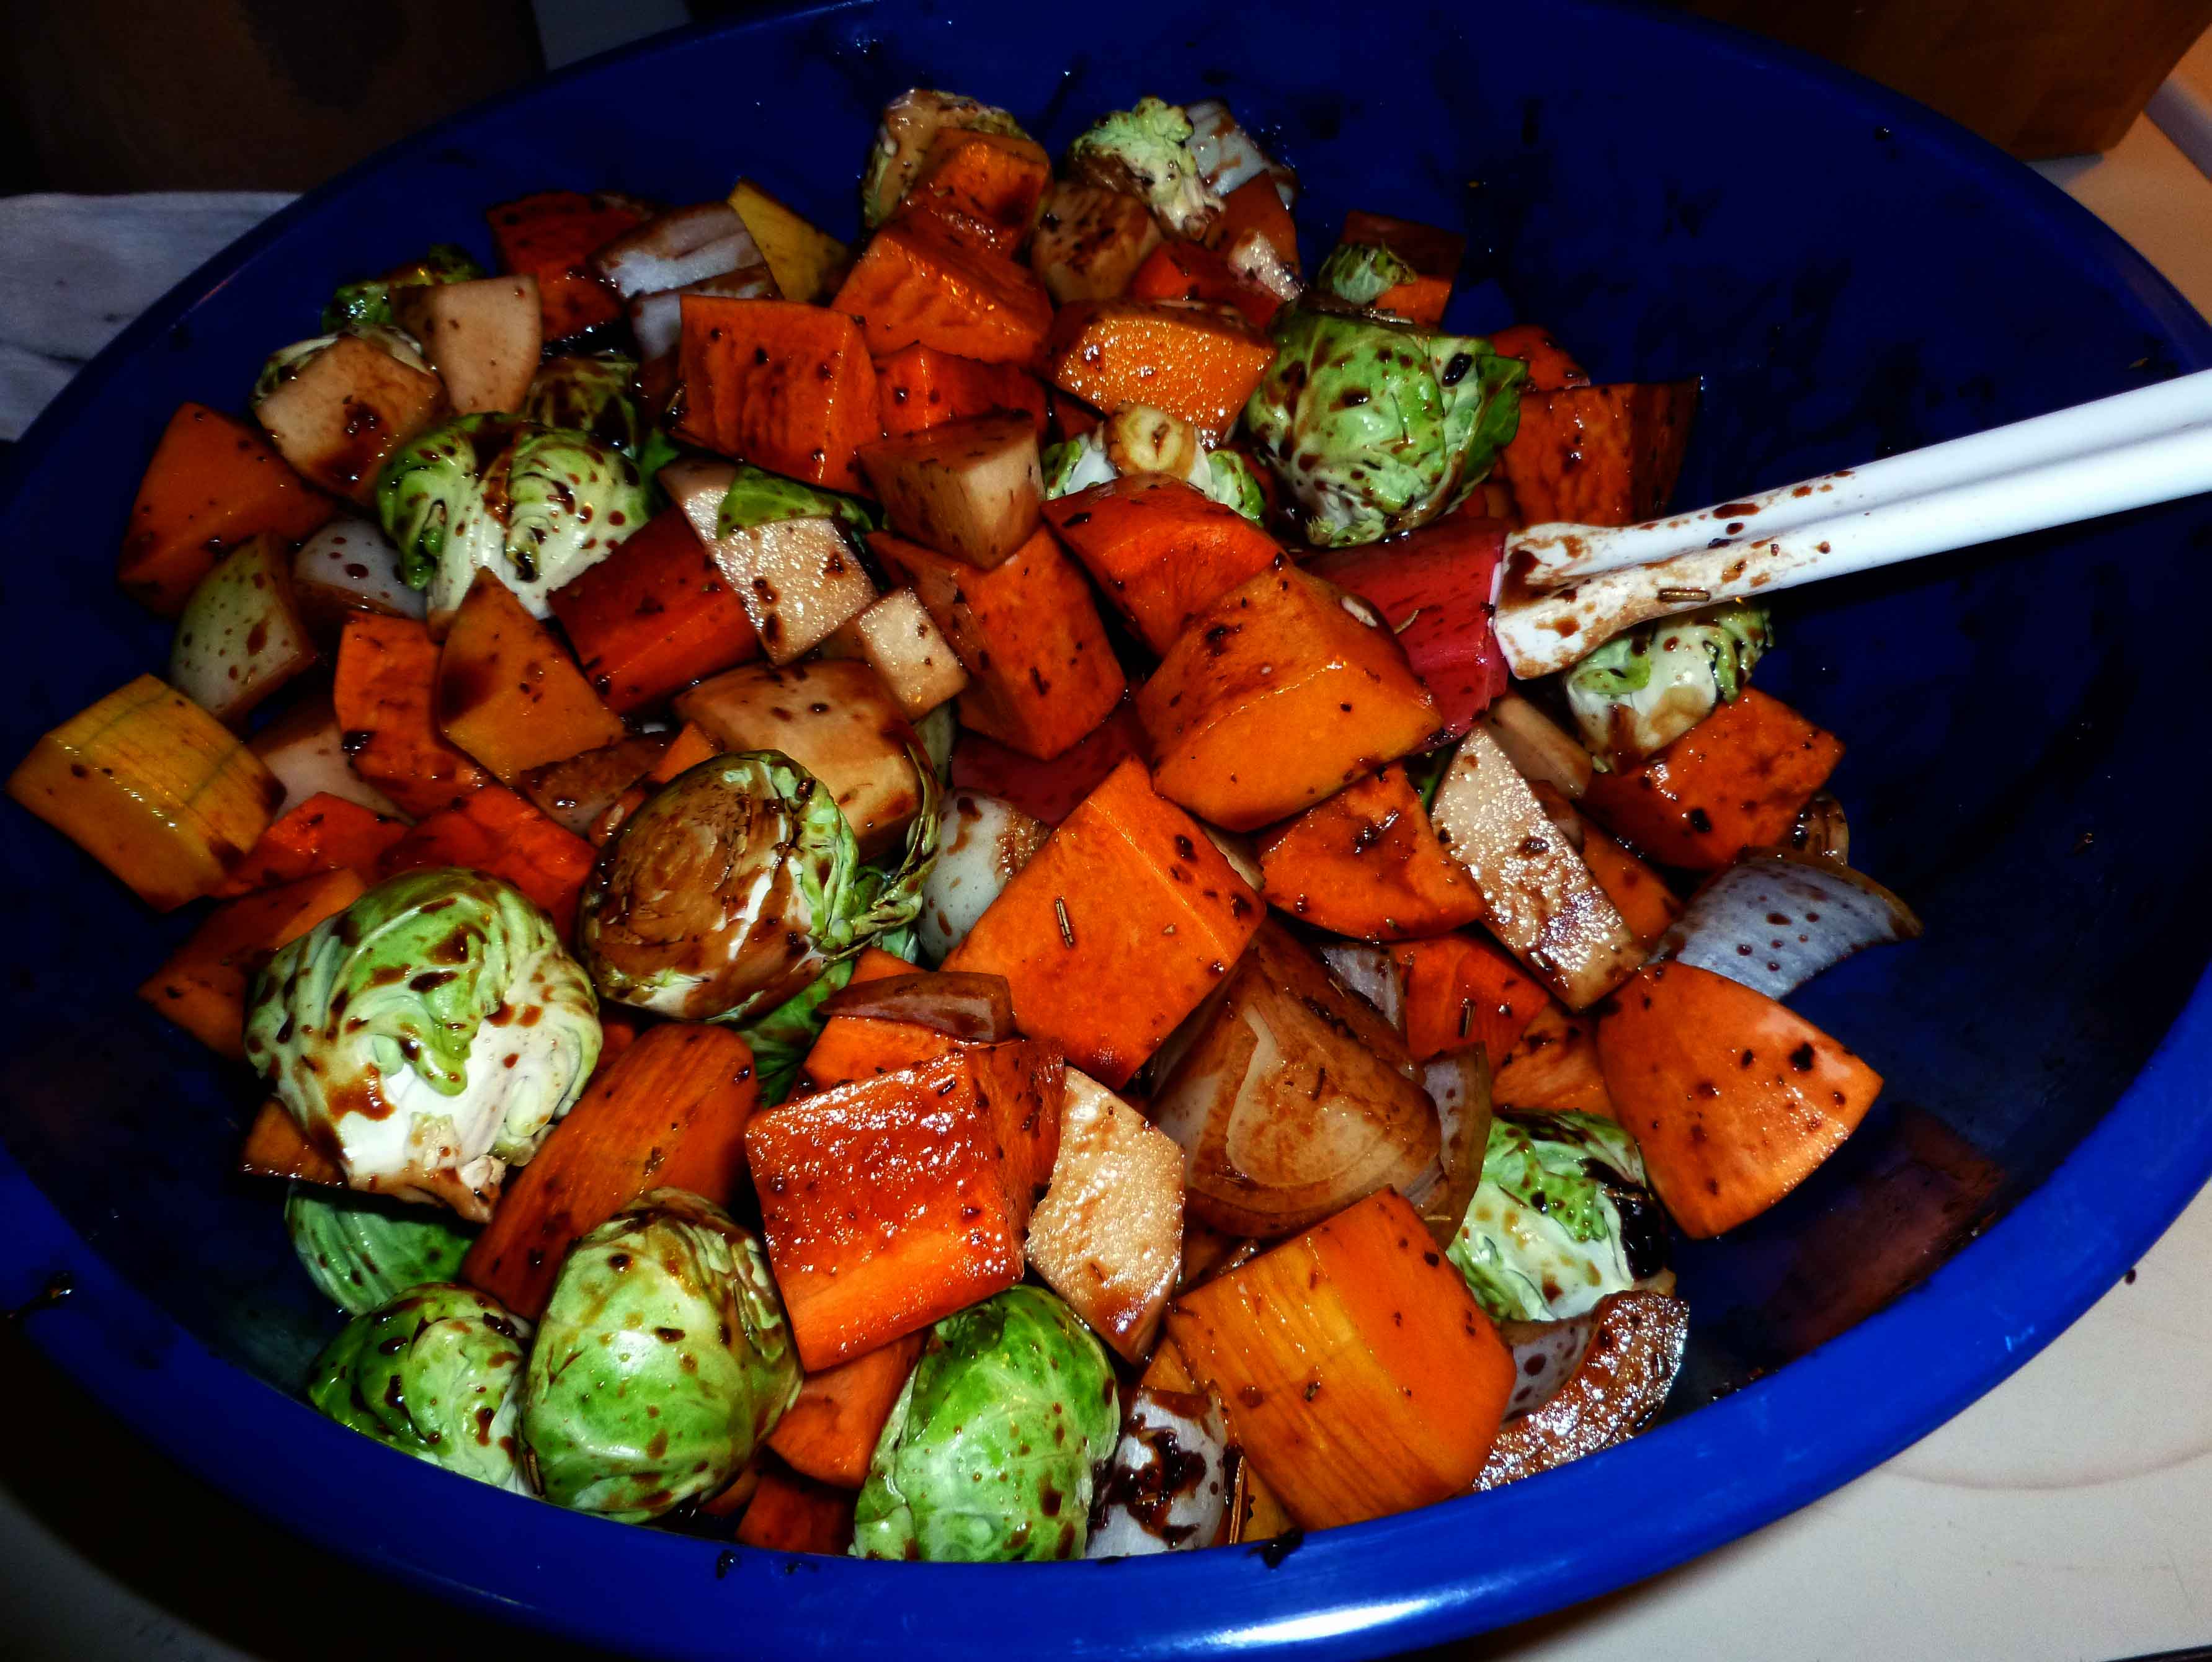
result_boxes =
[857,412,1041,571]
[831,588,969,719]
[391,276,542,415]
[662,457,878,664]
[253,334,450,504]
[290,518,424,633]
[1030,182,1163,304]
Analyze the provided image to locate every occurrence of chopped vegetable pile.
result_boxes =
[6,84,1921,1562]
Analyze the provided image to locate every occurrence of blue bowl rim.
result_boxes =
[5,3,2212,1656]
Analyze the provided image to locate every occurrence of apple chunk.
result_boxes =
[254,334,449,504]
[391,276,542,415]
[857,412,1042,570]
[828,587,969,719]
[662,456,876,663]
[170,533,318,726]
[291,518,423,631]
[1030,181,1162,304]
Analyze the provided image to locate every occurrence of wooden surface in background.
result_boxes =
[1676,0,2212,157]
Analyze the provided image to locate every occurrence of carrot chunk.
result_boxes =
[1497,380,1698,527]
[1579,823,1682,951]
[1128,241,1278,329]
[463,1023,760,1318]
[435,570,627,784]
[1042,474,1282,654]
[138,869,365,1059]
[119,403,332,616]
[376,786,595,933]
[484,190,648,340]
[332,615,493,819]
[1044,299,1278,445]
[831,217,1055,367]
[736,1465,858,1553]
[212,793,407,897]
[943,758,1262,1087]
[798,951,972,1093]
[766,1332,925,1488]
[1256,765,1483,941]
[1392,931,1548,1065]
[873,344,1048,440]
[1487,324,1590,394]
[674,296,882,492]
[548,506,759,715]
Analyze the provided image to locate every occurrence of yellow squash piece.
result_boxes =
[728,178,850,304]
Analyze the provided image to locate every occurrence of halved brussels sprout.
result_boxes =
[1563,602,1773,770]
[522,355,645,455]
[323,244,486,332]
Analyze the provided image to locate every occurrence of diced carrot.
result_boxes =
[1166,1189,1512,1529]
[1128,241,1277,329]
[943,758,1262,1087]
[674,296,881,493]
[118,404,332,616]
[1579,690,1844,870]
[1135,566,1442,832]
[463,1023,760,1318]
[1487,324,1590,394]
[766,1331,926,1488]
[871,526,1125,761]
[239,1099,341,1185]
[548,506,759,715]
[1336,210,1465,327]
[736,1465,857,1553]
[435,571,627,784]
[212,793,407,897]
[831,218,1055,367]
[1216,176,1299,272]
[744,1044,1061,1369]
[332,615,493,819]
[1256,766,1483,941]
[1580,824,1682,951]
[948,701,1149,825]
[798,951,969,1092]
[1041,474,1282,654]
[1491,1003,1614,1116]
[138,870,365,1059]
[1497,380,1698,527]
[484,190,648,340]
[1393,931,1548,1065]
[873,344,1048,440]
[1044,299,1278,445]
[893,128,1052,260]
[377,786,595,934]
[1597,962,1882,1236]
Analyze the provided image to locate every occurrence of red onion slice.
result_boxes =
[816,970,1016,1042]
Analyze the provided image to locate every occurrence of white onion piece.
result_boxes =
[628,264,778,362]
[1650,847,1921,1000]
[1224,232,1301,304]
[1182,99,1298,207]
[591,203,757,298]
[1482,693,1592,799]
[1477,1291,1689,1490]
[249,696,403,819]
[1413,1047,1493,1245]
[1085,1387,1233,1558]
[1200,823,1264,889]
[816,969,1015,1042]
[1318,941,1406,1031]
[292,518,424,626]
[917,789,1050,962]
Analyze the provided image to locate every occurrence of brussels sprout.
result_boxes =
[716,463,876,540]
[733,922,918,1106]
[323,244,486,331]
[579,752,934,1024]
[1243,308,1526,547]
[1067,97,1223,242]
[521,1189,800,1519]
[522,355,644,455]
[285,1184,475,1315]
[853,1287,1118,1562]
[1042,424,1262,523]
[915,704,957,784]
[1040,432,1118,500]
[1205,451,1266,522]
[245,868,602,1221]
[252,326,429,406]
[1448,1110,1672,1323]
[306,1282,531,1491]
[863,89,1030,228]
[376,414,649,626]
[1314,241,1416,308]
[1563,602,1773,770]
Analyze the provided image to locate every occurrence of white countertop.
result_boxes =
[5,78,2211,1662]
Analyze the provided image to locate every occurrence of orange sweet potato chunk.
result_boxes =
[212,793,406,897]
[943,758,1261,1087]
[736,1466,857,1553]
[138,869,365,1059]
[1486,324,1590,394]
[1393,932,1548,1066]
[376,786,596,934]
[1042,474,1282,654]
[893,127,1053,259]
[871,526,1125,761]
[1580,824,1682,951]
[675,296,883,492]
[1256,765,1483,941]
[120,403,333,615]
[1498,381,1697,527]
[1493,1003,1617,1117]
[832,218,1055,368]
[873,344,1048,440]
[548,506,760,716]
[436,569,628,784]
[767,1333,925,1488]
[331,615,493,820]
[485,190,648,340]
[1044,299,1278,445]
[1216,176,1299,272]
[1135,566,1442,832]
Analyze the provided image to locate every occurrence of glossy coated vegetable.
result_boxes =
[874,344,1048,440]
[1084,1387,1233,1557]
[1489,322,1591,393]
[1045,300,1276,445]
[170,533,318,726]
[1331,210,1466,326]
[728,178,850,304]
[852,1286,1118,1561]
[1564,602,1773,770]
[546,506,760,716]
[1255,764,1484,940]
[859,412,1042,570]
[828,589,970,721]
[1042,473,1280,655]
[286,1184,475,1315]
[1066,99,1222,241]
[290,518,424,631]
[915,788,1048,962]
[522,1190,801,1519]
[767,1332,927,1488]
[254,333,451,505]
[1392,931,1547,1065]
[484,190,651,340]
[138,869,364,1059]
[435,569,627,784]
[894,127,1053,257]
[331,615,492,818]
[391,276,542,416]
[1028,182,1163,304]
[212,793,406,897]
[833,217,1055,368]
[674,296,882,492]
[1497,380,1697,527]
[862,89,1031,228]
[738,1466,857,1553]
[1652,847,1921,999]
[1128,239,1278,329]
[1476,1290,1688,1490]
[1492,1003,1617,1116]
[375,786,597,935]
[522,354,647,454]
[323,244,485,331]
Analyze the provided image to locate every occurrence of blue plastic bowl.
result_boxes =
[5,2,2211,1655]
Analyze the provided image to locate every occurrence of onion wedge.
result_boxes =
[817,969,1016,1042]
[1085,1387,1234,1557]
[1650,846,1920,1000]
[916,789,1049,963]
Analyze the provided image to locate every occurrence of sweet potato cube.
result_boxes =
[332,615,493,819]
[1391,931,1547,1065]
[1492,1002,1615,1116]
[1598,962,1882,1237]
[391,275,542,414]
[728,178,850,304]
[1135,566,1442,832]
[872,527,1125,762]
[520,734,671,836]
[662,458,877,665]
[1029,182,1163,304]
[873,344,1048,440]
[674,658,922,860]
[1043,474,1281,654]
[736,1466,857,1553]
[1487,324,1590,394]
[435,570,626,784]
[947,701,1149,826]
[239,1099,342,1185]
[829,589,968,720]
[138,869,365,1058]
[1128,239,1277,329]
[1167,1189,1512,1529]
[832,218,1055,367]
[894,128,1053,259]
[253,334,450,504]
[767,1333,925,1488]
[119,403,333,616]
[1255,765,1484,941]
[376,786,596,934]
[744,1044,1061,1368]
[1336,210,1465,327]
[1497,381,1698,527]
[674,297,882,493]
[1024,1068,1184,1361]
[1044,299,1277,445]
[464,1023,760,1317]
[858,413,1041,570]
[1581,824,1682,951]
[942,758,1261,1087]
[7,675,283,910]
[212,793,407,897]
[485,190,647,340]
[547,506,760,715]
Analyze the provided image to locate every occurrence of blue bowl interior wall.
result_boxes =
[2,0,2208,1514]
